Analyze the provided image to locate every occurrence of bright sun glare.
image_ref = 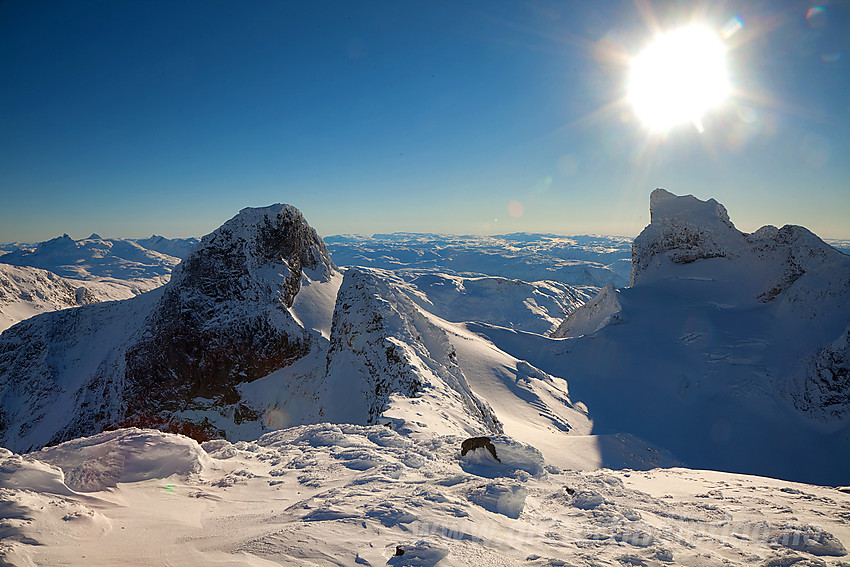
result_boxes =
[629,25,730,133]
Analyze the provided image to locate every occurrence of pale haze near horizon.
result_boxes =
[1,1,848,242]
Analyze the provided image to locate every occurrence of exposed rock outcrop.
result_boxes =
[0,204,339,450]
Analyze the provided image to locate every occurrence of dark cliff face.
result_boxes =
[121,205,336,438]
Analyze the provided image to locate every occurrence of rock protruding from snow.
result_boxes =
[551,282,622,338]
[543,188,850,484]
[321,268,502,434]
[796,325,850,421]
[31,428,210,492]
[122,205,337,437]
[631,189,850,308]
[631,188,742,285]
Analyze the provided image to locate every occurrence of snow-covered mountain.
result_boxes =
[500,189,850,485]
[0,205,342,451]
[0,233,178,300]
[0,232,609,333]
[326,232,631,287]
[132,234,200,259]
[0,204,664,475]
[0,263,96,333]
[2,191,847,487]
[402,272,595,335]
[2,192,850,565]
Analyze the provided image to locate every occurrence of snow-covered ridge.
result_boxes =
[551,281,622,338]
[131,234,200,259]
[0,263,96,333]
[0,232,178,281]
[632,188,848,304]
[321,267,503,435]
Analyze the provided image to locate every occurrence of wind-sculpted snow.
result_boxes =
[1,424,847,566]
[24,428,210,492]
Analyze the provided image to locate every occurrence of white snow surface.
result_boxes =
[551,282,622,338]
[1,425,848,566]
[131,234,200,259]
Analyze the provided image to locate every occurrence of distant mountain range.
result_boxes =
[325,232,633,287]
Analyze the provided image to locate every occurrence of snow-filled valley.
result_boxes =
[1,190,849,566]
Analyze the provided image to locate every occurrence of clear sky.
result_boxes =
[1,0,848,241]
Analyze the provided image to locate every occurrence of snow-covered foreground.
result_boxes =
[1,427,848,566]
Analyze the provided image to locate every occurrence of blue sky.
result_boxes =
[1,0,848,241]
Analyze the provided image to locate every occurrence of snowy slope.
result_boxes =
[487,189,850,485]
[1,425,847,566]
[0,263,96,333]
[402,271,595,335]
[313,267,677,472]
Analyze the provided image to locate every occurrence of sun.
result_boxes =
[628,25,730,133]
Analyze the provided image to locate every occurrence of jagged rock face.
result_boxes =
[321,268,502,433]
[122,205,336,437]
[796,325,850,421]
[0,294,155,451]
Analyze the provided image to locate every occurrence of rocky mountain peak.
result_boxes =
[121,204,337,437]
[631,189,846,298]
[171,204,335,308]
[632,189,744,285]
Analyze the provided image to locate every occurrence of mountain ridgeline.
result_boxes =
[0,191,848,485]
